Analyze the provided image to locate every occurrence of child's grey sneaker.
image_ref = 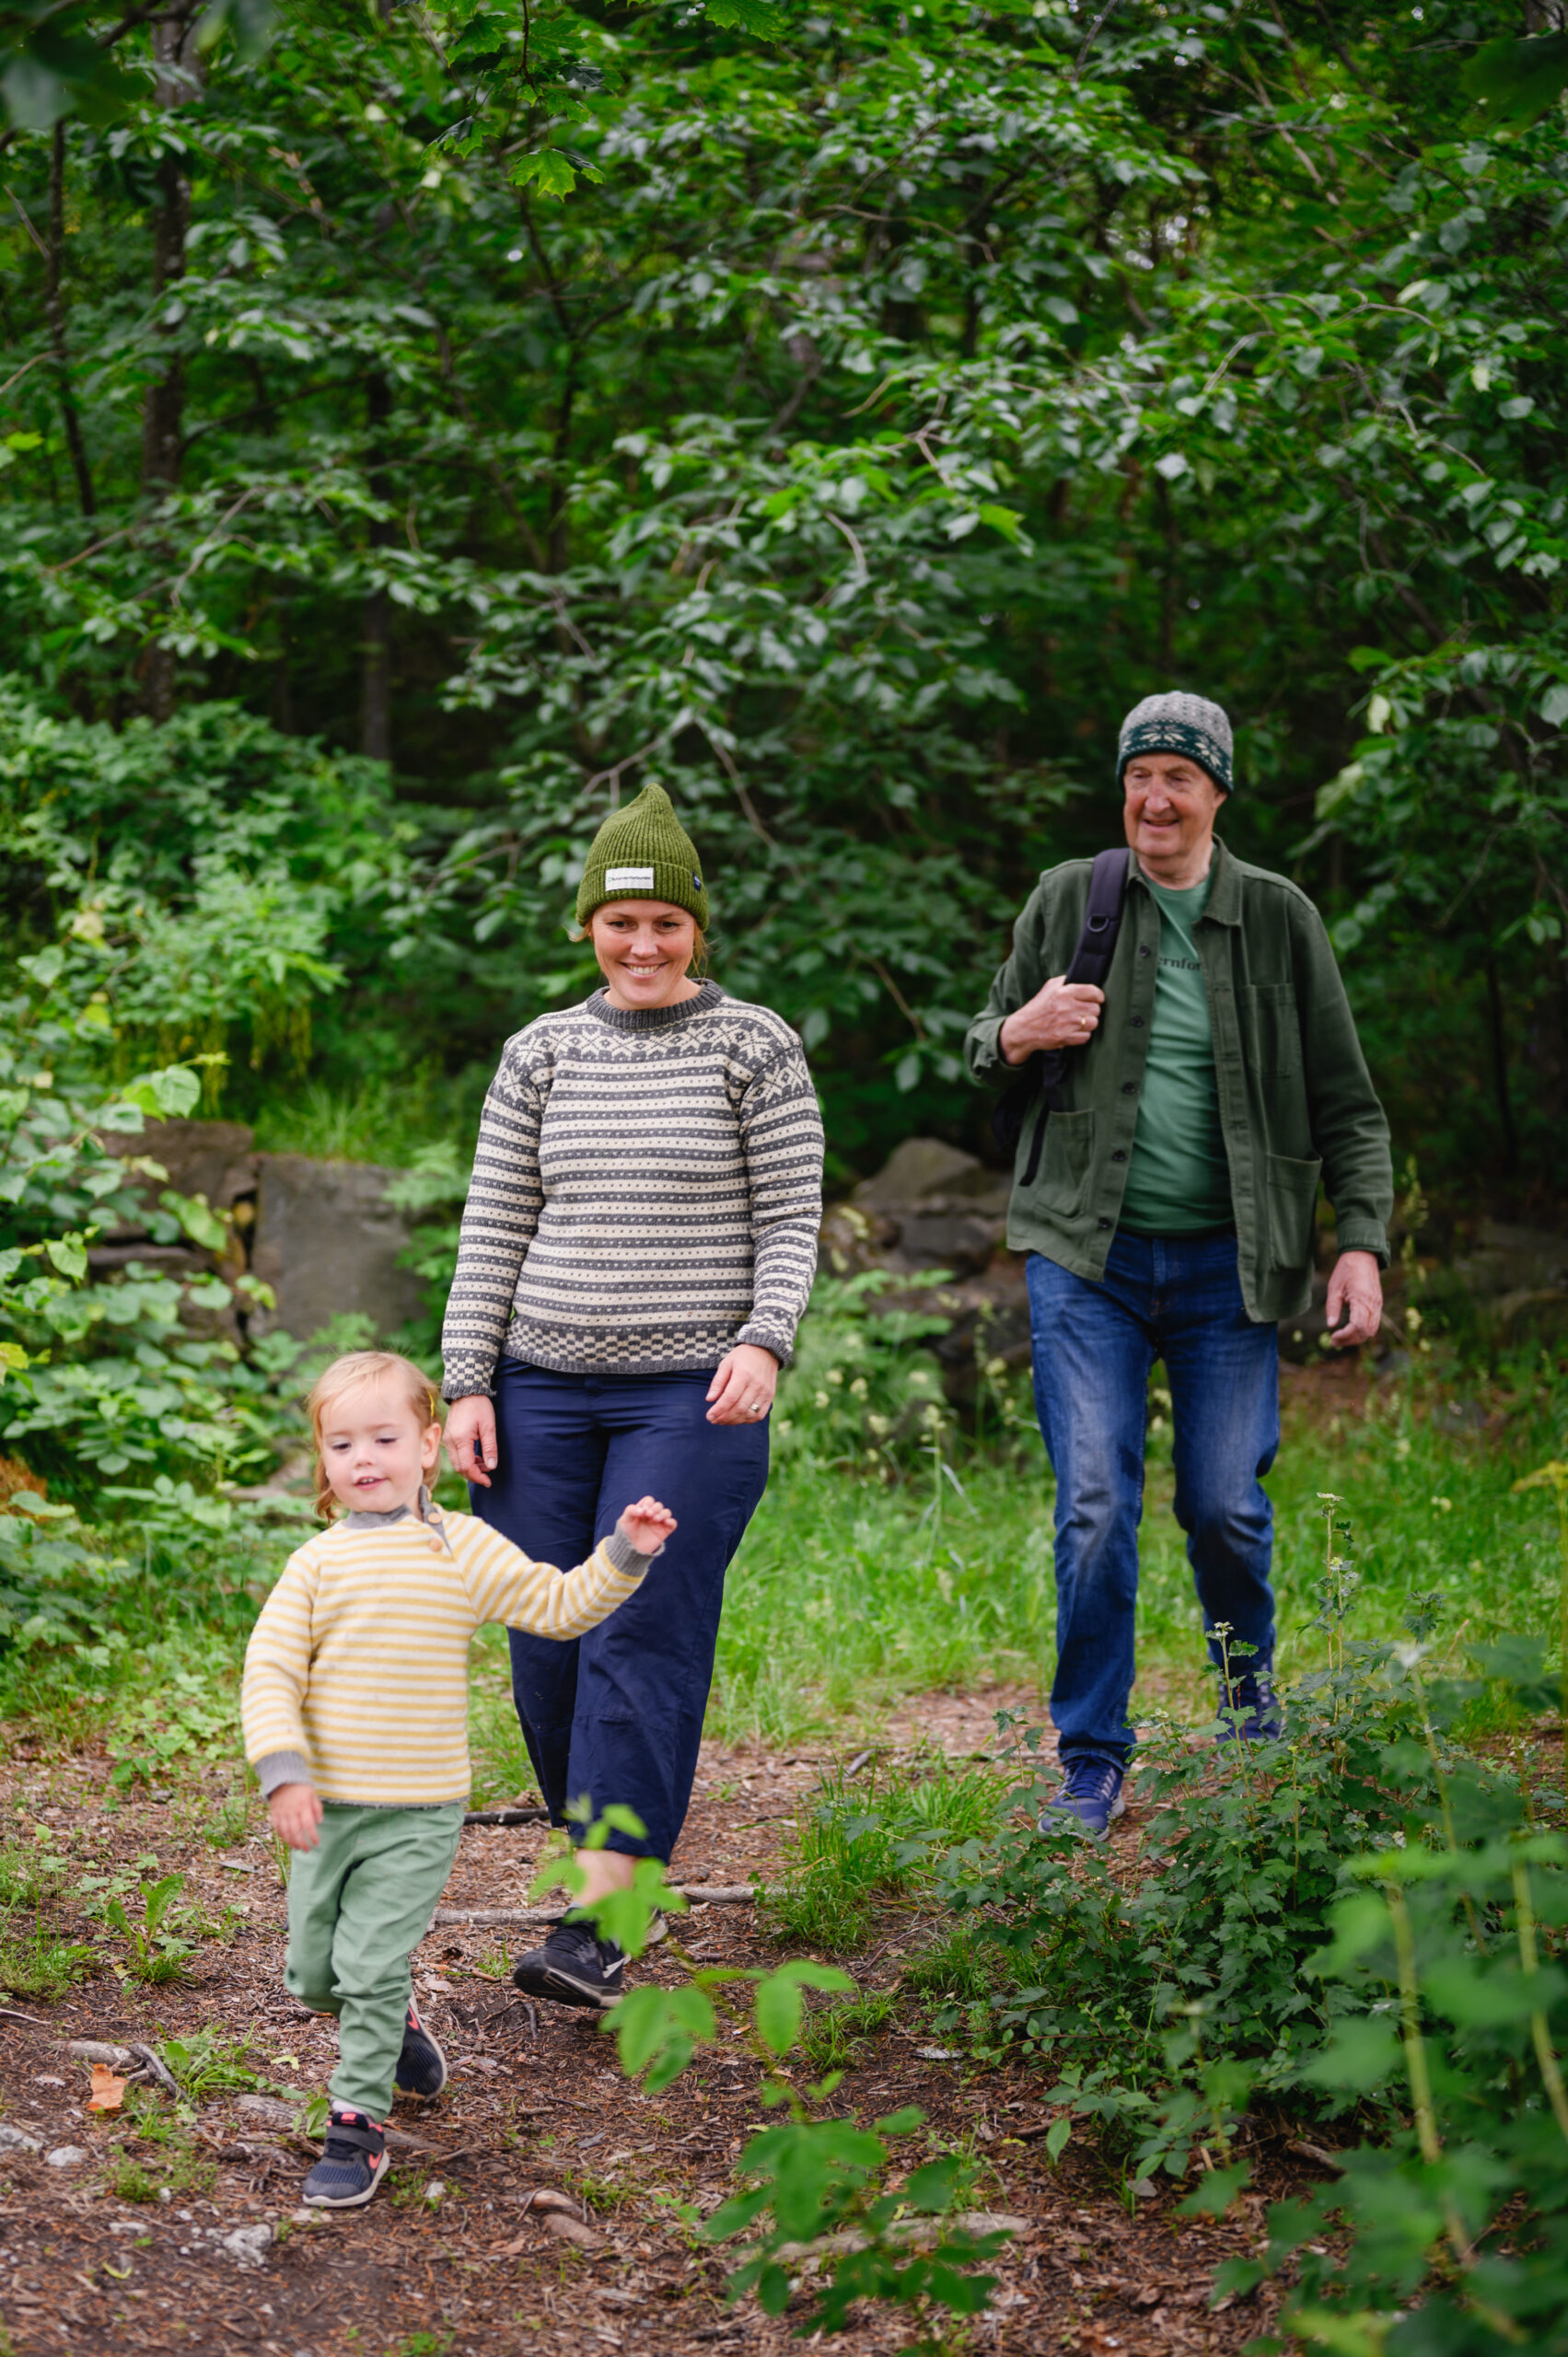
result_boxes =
[301,2108,388,2208]
[393,2000,447,2102]
[1038,1758,1126,1840]
[511,1915,628,2010]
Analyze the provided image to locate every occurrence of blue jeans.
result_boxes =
[1027,1232,1280,1771]
[472,1361,771,1863]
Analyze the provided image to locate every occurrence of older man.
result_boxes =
[965,691,1393,1836]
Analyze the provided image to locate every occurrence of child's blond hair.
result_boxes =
[306,1350,442,1523]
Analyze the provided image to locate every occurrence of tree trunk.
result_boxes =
[361,371,393,764]
[45,124,95,517]
[139,11,203,722]
[1484,946,1520,1178]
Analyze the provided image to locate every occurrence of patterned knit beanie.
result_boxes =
[1117,691,1234,796]
[575,783,709,928]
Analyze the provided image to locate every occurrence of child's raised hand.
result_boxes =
[269,1782,323,1852]
[616,1496,677,1556]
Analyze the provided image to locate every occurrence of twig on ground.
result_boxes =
[130,2041,181,2099]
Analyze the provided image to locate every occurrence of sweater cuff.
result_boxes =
[440,1359,498,1405]
[735,1318,796,1370]
[254,1750,313,1798]
[603,1527,660,1577]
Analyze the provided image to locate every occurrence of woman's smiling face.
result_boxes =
[589,899,701,1009]
[319,1378,442,1515]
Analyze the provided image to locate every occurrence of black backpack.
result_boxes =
[991,847,1131,1188]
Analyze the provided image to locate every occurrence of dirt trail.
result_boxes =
[0,1717,1297,2356]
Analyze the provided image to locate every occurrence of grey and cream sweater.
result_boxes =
[440,982,824,1395]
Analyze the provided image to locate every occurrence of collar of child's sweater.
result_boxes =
[343,1482,439,1532]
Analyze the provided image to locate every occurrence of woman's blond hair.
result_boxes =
[306,1350,442,1523]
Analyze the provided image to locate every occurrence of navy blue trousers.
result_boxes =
[472,1361,771,1862]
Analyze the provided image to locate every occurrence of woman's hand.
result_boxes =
[444,1394,499,1487]
[616,1495,678,1554]
[999,975,1106,1064]
[269,1782,322,1852]
[706,1342,780,1426]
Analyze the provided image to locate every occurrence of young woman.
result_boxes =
[440,783,823,2007]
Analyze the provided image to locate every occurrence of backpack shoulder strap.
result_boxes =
[1063,846,1131,991]
[1017,848,1131,1183]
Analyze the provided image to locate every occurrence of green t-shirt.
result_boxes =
[1118,869,1234,1237]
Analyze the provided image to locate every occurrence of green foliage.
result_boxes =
[929,1515,1488,2177]
[767,1754,1013,1953]
[99,1868,195,1985]
[0,1915,98,2001]
[558,1810,1009,2344]
[0,1,1562,1200]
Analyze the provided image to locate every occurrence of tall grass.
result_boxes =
[708,1356,1568,1748]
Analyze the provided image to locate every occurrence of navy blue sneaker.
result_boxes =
[1216,1669,1284,1744]
[393,2000,447,2102]
[301,2108,388,2208]
[512,1914,627,2011]
[1038,1757,1126,1840]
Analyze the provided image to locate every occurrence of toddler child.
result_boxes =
[241,1348,675,2209]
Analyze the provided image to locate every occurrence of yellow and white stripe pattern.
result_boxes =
[241,1508,646,1805]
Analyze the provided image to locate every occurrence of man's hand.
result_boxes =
[706,1341,780,1426]
[444,1394,498,1487]
[999,975,1106,1065]
[616,1495,678,1555]
[1326,1249,1383,1348]
[269,1782,323,1852]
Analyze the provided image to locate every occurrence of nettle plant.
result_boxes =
[545,1808,1011,2347]
[916,1491,1568,2351]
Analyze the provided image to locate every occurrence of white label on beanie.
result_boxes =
[605,866,656,889]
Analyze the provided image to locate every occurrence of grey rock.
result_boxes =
[250,1155,424,1342]
[1451,1221,1568,1301]
[100,1119,257,1213]
[0,2123,41,2154]
[215,2223,273,2269]
[853,1138,984,1210]
[895,1210,1005,1274]
[45,2144,89,2166]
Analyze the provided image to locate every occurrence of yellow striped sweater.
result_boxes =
[240,1504,650,1806]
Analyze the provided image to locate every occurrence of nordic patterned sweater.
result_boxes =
[439,981,824,1397]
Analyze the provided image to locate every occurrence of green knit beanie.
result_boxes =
[575,784,709,929]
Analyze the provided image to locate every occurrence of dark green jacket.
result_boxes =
[964,841,1393,1323]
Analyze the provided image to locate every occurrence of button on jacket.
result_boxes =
[964,841,1394,1325]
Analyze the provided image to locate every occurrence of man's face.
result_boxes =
[1121,750,1225,877]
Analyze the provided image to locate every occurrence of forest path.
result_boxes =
[0,1706,1299,2356]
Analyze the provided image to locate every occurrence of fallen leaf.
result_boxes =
[87,2062,127,2114]
[529,2187,587,2220]
[544,2212,607,2251]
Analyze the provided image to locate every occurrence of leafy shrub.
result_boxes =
[555,1809,1010,2346]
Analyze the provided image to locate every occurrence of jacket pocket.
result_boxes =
[1266,1151,1322,1271]
[1033,1109,1097,1218]
[1240,982,1303,1076]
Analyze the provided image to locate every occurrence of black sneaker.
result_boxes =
[511,1914,627,2010]
[393,2000,447,2101]
[301,2108,388,2209]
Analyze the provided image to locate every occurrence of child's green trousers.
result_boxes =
[284,1801,464,2120]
